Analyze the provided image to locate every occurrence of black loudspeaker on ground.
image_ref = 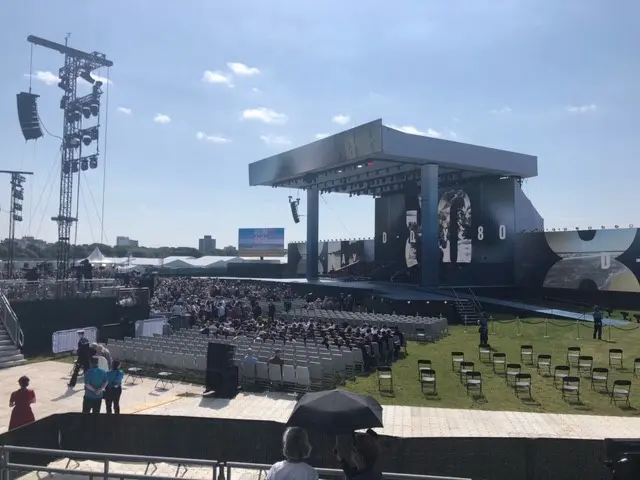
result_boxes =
[17,92,44,141]
[206,342,239,398]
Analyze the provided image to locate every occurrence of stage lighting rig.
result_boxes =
[27,35,112,288]
[0,170,33,277]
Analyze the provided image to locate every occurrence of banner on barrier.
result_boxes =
[52,327,98,354]
[135,318,166,338]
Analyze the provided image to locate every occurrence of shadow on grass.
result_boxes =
[618,405,640,415]
[520,397,542,407]
[379,390,396,398]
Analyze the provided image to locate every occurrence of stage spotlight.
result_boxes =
[89,102,99,116]
[63,161,71,174]
[82,106,92,119]
[79,70,95,84]
[82,134,92,146]
[71,160,79,173]
[80,158,89,171]
[89,156,98,169]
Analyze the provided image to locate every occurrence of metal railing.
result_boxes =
[0,278,118,301]
[0,445,471,480]
[0,292,23,348]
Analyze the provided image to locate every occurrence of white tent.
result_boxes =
[84,247,116,265]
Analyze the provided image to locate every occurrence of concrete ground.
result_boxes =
[2,360,640,480]
[2,360,640,440]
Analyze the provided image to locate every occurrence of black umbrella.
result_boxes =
[286,389,383,434]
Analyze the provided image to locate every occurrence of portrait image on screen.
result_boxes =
[405,208,419,269]
[238,228,285,257]
[327,241,342,272]
[438,189,472,264]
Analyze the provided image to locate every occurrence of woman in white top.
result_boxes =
[266,427,318,480]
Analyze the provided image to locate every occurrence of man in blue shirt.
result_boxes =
[83,357,108,414]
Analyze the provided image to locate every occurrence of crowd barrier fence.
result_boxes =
[52,326,98,354]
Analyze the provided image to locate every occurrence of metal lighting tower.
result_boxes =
[0,171,33,277]
[27,35,113,285]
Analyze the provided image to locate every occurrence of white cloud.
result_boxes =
[153,114,171,124]
[448,131,458,139]
[242,107,288,124]
[117,107,132,115]
[227,62,260,76]
[25,70,59,86]
[252,87,260,93]
[566,104,597,113]
[260,134,292,146]
[489,106,512,115]
[331,114,351,125]
[78,74,113,86]
[389,125,442,138]
[196,132,231,144]
[202,70,234,87]
[315,133,330,140]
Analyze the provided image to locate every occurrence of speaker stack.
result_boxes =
[16,92,44,141]
[205,342,239,399]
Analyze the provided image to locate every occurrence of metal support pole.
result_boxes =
[516,316,521,336]
[420,164,439,287]
[305,186,319,281]
[544,318,549,338]
[576,318,581,340]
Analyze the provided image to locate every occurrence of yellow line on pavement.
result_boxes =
[124,394,183,414]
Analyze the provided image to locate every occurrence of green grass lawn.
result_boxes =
[345,318,640,416]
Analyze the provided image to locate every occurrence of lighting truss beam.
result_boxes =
[0,170,33,278]
[27,35,113,289]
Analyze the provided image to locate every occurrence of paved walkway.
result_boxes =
[2,361,640,440]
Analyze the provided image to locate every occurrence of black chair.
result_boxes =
[514,373,532,399]
[536,354,552,375]
[506,363,521,386]
[577,355,594,377]
[465,371,482,396]
[492,353,507,374]
[609,349,624,369]
[561,376,581,403]
[459,361,474,384]
[417,359,432,380]
[451,352,465,372]
[420,368,437,394]
[591,367,609,392]
[553,365,570,388]
[520,345,534,365]
[610,380,631,406]
[567,346,581,367]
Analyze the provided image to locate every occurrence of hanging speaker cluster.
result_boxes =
[16,92,44,141]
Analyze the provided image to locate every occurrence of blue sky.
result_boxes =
[1,1,639,248]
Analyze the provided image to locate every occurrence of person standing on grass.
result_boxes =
[593,306,603,340]
[83,357,108,414]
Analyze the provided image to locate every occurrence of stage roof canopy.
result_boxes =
[248,119,538,196]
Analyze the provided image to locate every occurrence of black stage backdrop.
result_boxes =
[374,177,517,286]
[516,228,640,292]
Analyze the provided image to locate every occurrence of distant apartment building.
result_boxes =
[198,235,216,254]
[116,236,139,248]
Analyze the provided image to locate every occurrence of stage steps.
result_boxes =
[452,288,484,326]
[0,292,26,369]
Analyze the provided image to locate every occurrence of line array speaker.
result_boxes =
[16,92,44,141]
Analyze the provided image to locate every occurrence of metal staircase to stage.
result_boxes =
[452,288,484,326]
[0,291,25,368]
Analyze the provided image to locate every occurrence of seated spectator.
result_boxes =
[268,349,285,367]
[336,430,382,480]
[244,348,258,363]
[266,427,318,480]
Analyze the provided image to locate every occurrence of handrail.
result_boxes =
[0,445,472,480]
[0,292,22,348]
[467,288,483,312]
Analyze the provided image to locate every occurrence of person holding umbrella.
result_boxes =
[335,430,382,480]
[266,427,318,480]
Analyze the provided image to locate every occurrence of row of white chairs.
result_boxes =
[241,361,311,392]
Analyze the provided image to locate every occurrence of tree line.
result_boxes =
[0,239,239,261]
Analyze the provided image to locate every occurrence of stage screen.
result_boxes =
[515,228,640,292]
[238,228,285,257]
[374,176,517,285]
[287,240,367,275]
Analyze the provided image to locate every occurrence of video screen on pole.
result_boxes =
[238,228,285,257]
